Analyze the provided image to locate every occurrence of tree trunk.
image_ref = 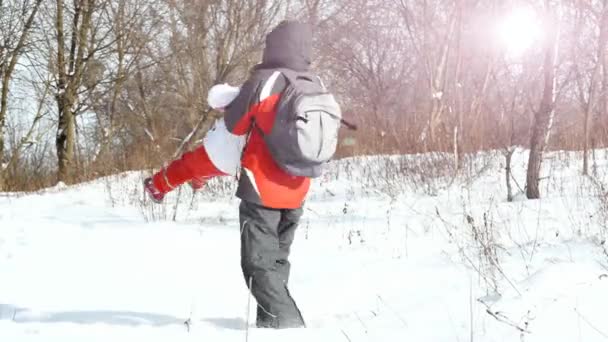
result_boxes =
[526,3,559,199]
[427,16,456,150]
[55,0,68,182]
[0,75,9,189]
[505,148,514,202]
[54,0,93,183]
[453,0,464,168]
[56,99,76,183]
[583,7,607,176]
[603,51,608,147]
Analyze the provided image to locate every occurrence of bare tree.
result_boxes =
[0,0,43,190]
[577,3,608,176]
[1,0,607,192]
[526,1,561,199]
[151,0,285,159]
[52,0,97,183]
[603,39,608,147]
[3,73,53,190]
[51,0,125,183]
[396,0,459,152]
[88,0,164,173]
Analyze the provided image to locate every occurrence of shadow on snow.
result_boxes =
[0,304,183,327]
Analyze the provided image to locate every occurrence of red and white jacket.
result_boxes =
[223,69,311,209]
[153,21,314,209]
[150,71,311,209]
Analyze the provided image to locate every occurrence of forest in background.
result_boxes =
[0,0,607,195]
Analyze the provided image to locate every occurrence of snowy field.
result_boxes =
[1,149,608,341]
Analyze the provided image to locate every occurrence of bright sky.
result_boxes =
[496,6,543,57]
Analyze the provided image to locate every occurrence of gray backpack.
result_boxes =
[259,69,342,178]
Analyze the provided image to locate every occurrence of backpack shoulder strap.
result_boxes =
[277,68,297,85]
[317,75,327,91]
[278,68,320,85]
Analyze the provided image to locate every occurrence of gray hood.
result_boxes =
[258,21,312,72]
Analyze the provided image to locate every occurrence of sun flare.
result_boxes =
[496,7,543,57]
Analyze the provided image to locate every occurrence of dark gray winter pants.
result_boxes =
[239,200,305,329]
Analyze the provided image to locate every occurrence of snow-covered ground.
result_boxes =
[1,149,608,341]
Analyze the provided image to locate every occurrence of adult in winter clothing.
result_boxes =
[221,20,313,329]
[145,20,313,329]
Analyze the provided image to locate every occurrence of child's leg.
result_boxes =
[152,145,227,194]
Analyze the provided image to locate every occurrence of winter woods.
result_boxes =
[1,0,607,197]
